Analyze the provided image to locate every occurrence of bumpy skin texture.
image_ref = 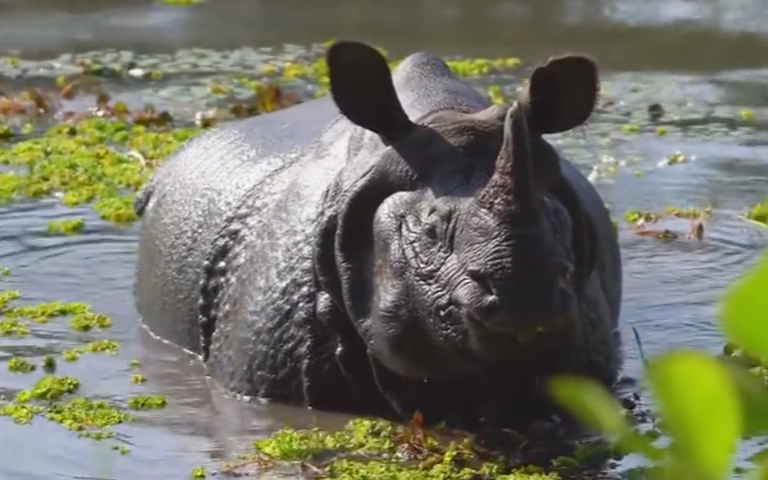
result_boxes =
[134,41,623,429]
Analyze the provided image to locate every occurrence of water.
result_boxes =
[0,0,767,478]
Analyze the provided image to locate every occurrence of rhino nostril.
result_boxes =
[465,268,500,321]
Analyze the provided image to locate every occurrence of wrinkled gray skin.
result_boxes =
[134,40,622,429]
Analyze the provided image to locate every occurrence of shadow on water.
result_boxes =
[0,0,767,478]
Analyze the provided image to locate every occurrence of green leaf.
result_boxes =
[547,376,663,461]
[647,350,742,480]
[723,360,768,437]
[721,250,768,362]
[746,460,768,480]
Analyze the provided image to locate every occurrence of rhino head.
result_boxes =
[321,41,600,382]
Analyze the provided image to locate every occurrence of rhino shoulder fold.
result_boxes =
[198,208,250,361]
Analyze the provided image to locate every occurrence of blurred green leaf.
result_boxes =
[746,460,768,480]
[721,251,768,362]
[647,350,742,480]
[723,360,768,437]
[548,376,663,461]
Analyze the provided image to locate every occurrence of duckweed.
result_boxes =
[0,317,28,337]
[234,418,564,480]
[190,466,206,478]
[16,375,80,402]
[0,294,110,338]
[624,209,661,225]
[127,394,167,410]
[740,109,755,122]
[657,151,691,166]
[0,113,202,226]
[46,218,85,235]
[0,266,169,453]
[69,312,111,331]
[746,196,768,225]
[44,397,132,435]
[7,357,35,373]
[622,123,640,134]
[624,206,709,226]
[63,339,118,362]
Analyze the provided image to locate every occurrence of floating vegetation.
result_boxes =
[46,218,85,235]
[210,414,627,479]
[745,197,768,227]
[657,151,691,167]
[7,357,35,373]
[0,268,167,454]
[126,395,167,410]
[622,206,711,242]
[63,339,119,362]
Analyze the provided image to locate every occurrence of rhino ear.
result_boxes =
[525,55,599,135]
[327,41,416,144]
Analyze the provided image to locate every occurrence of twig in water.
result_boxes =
[632,327,648,368]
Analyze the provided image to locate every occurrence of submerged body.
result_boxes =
[134,41,622,428]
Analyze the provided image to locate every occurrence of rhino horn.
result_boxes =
[477,101,540,221]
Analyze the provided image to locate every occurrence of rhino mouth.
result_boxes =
[464,313,559,345]
[464,312,556,344]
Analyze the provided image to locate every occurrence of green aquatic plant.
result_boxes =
[0,294,112,338]
[0,98,203,226]
[658,151,690,167]
[190,466,206,478]
[219,418,558,480]
[62,339,119,362]
[6,357,35,373]
[127,394,167,410]
[746,197,768,226]
[0,267,170,453]
[549,247,768,480]
[46,218,85,235]
[624,209,662,225]
[213,413,621,479]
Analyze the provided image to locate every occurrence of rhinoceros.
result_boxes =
[133,40,622,429]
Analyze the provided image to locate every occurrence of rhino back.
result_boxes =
[199,116,365,401]
[134,96,340,352]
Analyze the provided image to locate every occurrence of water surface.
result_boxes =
[0,0,767,478]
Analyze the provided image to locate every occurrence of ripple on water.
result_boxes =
[585,135,768,380]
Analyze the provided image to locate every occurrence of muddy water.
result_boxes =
[0,0,768,478]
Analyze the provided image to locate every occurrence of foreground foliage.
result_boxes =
[549,248,768,480]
